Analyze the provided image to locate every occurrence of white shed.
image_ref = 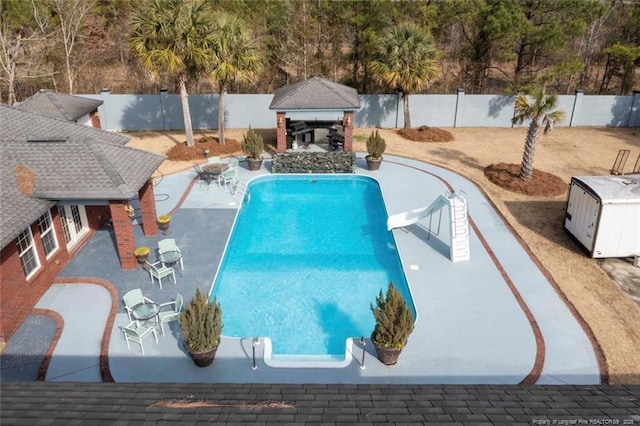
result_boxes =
[564,175,640,258]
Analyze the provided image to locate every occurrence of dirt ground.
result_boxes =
[126,126,640,384]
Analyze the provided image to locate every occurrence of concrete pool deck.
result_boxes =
[6,154,602,384]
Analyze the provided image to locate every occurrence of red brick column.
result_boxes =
[276,112,287,152]
[109,200,137,270]
[91,109,102,128]
[138,180,158,237]
[343,111,354,152]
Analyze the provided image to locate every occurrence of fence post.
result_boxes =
[629,90,640,128]
[454,88,465,128]
[159,88,169,131]
[100,88,110,130]
[569,90,583,127]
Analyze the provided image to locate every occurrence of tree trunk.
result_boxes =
[179,78,195,148]
[403,93,411,129]
[519,120,542,180]
[218,87,225,145]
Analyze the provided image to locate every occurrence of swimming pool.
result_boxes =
[210,175,415,365]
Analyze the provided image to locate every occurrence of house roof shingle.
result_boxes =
[0,104,165,247]
[0,151,56,248]
[1,382,639,423]
[14,89,103,121]
[269,77,360,111]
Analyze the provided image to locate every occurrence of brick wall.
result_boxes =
[0,205,110,345]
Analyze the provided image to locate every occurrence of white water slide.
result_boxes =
[387,192,470,262]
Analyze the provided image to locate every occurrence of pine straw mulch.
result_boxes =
[397,126,455,142]
[484,162,567,197]
[166,136,243,161]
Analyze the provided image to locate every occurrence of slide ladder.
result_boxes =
[387,192,470,262]
[449,193,470,262]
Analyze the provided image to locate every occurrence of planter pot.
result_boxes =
[246,158,263,172]
[373,343,402,366]
[366,157,382,171]
[158,221,171,235]
[135,253,149,266]
[184,343,219,367]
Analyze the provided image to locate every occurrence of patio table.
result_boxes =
[199,163,229,186]
[159,250,181,265]
[159,249,183,276]
[131,302,160,329]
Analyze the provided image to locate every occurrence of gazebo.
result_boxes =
[269,77,360,152]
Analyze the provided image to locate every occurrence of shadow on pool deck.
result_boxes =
[3,154,603,385]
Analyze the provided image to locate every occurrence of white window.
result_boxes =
[57,205,89,249]
[37,210,58,258]
[17,227,40,279]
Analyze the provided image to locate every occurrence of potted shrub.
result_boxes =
[157,214,171,234]
[133,246,150,265]
[365,130,386,171]
[370,281,415,365]
[241,126,264,171]
[180,288,223,367]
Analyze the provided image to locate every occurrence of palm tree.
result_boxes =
[512,87,566,181]
[130,0,214,147]
[209,13,260,145]
[370,22,437,129]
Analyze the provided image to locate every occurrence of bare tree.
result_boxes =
[0,0,55,104]
[34,0,92,94]
[0,28,22,105]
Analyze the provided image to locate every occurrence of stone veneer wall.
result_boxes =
[272,152,356,174]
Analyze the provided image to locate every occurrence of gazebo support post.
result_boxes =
[276,112,287,152]
[343,111,354,152]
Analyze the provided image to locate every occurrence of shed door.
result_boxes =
[565,182,600,253]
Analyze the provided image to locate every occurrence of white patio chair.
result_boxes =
[219,159,239,187]
[145,261,176,290]
[157,293,184,336]
[157,238,184,270]
[207,156,221,164]
[122,289,155,322]
[119,321,158,354]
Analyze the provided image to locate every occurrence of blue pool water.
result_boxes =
[210,175,414,358]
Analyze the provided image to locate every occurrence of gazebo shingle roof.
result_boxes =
[14,89,103,122]
[269,77,360,111]
[0,104,165,248]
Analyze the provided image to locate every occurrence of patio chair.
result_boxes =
[207,156,221,164]
[219,159,238,187]
[122,289,155,322]
[158,238,184,270]
[119,321,158,354]
[157,293,184,336]
[145,261,176,290]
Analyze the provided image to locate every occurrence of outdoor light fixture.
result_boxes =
[204,149,209,158]
[345,115,352,126]
[125,203,135,219]
[277,115,284,126]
